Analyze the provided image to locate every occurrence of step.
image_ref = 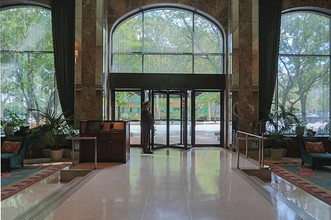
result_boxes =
[241,168,271,182]
[60,169,91,182]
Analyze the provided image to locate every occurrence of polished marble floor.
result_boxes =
[1,147,330,220]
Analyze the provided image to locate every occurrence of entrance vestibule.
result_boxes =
[112,89,223,149]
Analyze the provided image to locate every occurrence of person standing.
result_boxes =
[141,101,154,153]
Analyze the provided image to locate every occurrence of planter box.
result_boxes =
[50,149,63,161]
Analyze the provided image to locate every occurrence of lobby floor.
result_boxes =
[1,147,330,220]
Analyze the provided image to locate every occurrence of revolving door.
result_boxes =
[151,90,191,149]
[112,89,223,149]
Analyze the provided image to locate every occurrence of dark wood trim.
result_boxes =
[110,73,225,90]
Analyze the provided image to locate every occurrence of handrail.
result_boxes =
[235,130,268,169]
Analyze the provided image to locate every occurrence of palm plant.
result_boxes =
[27,108,73,149]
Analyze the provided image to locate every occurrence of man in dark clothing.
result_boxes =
[141,101,154,153]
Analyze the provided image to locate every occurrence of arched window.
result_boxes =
[111,6,224,74]
[0,6,58,127]
[276,11,330,135]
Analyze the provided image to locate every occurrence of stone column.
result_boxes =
[238,0,254,132]
[80,0,97,120]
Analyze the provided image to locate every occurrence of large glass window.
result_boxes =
[111,7,224,74]
[0,6,58,128]
[276,11,330,135]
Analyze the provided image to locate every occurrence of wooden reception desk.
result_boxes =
[79,120,130,163]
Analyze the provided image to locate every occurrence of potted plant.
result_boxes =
[27,108,73,161]
[261,104,300,160]
[267,132,285,160]
[295,122,306,137]
[1,110,27,136]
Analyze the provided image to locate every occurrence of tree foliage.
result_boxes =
[278,12,330,123]
[112,8,224,74]
[0,6,57,125]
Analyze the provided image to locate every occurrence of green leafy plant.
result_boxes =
[27,108,74,150]
[260,104,300,149]
[0,110,27,129]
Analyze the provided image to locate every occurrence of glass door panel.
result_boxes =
[187,91,192,146]
[169,93,182,145]
[153,91,167,146]
[114,91,141,145]
[195,91,221,145]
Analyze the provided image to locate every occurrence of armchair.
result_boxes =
[1,136,26,172]
[299,137,331,170]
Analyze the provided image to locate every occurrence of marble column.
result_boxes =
[238,0,254,133]
[80,0,97,120]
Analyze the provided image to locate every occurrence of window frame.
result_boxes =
[0,4,59,128]
[109,4,226,75]
[275,9,331,136]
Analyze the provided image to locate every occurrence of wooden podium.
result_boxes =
[79,120,130,163]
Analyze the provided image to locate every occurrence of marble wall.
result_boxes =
[75,0,331,136]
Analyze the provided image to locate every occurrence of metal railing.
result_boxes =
[235,130,268,169]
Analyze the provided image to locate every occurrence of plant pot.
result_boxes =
[4,126,15,136]
[271,148,283,160]
[50,149,64,161]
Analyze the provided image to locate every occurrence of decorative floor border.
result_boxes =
[234,168,315,220]
[1,163,70,201]
[265,162,331,205]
